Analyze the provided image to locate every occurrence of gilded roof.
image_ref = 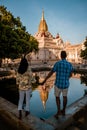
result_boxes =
[38,11,48,32]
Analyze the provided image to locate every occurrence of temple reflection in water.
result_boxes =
[33,71,55,111]
[32,71,84,111]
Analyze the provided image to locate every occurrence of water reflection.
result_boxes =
[30,72,86,118]
[0,71,87,119]
[35,85,52,111]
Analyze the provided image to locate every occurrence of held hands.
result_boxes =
[39,80,46,85]
[39,79,47,90]
[42,85,46,90]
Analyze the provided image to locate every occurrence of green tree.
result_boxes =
[80,74,87,86]
[0,6,39,60]
[80,37,87,87]
[80,37,87,59]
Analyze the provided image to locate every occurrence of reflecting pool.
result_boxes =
[29,73,86,119]
[0,72,86,119]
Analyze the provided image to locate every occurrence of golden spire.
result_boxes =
[42,101,46,111]
[39,86,49,111]
[41,10,44,21]
[38,10,48,32]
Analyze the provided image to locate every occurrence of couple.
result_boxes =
[16,51,74,120]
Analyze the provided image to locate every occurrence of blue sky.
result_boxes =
[0,0,87,44]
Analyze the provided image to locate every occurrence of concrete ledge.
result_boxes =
[0,96,87,130]
[0,97,54,130]
[0,109,32,130]
[45,96,87,130]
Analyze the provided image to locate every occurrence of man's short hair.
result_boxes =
[61,51,67,59]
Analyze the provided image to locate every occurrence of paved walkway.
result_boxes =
[0,96,87,130]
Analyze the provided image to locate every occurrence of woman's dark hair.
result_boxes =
[61,51,67,59]
[18,57,28,74]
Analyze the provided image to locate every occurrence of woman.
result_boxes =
[16,55,33,119]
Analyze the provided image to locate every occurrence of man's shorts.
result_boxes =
[54,85,68,97]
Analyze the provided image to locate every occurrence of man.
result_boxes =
[41,51,74,118]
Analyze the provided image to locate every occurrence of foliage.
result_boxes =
[80,74,87,86]
[0,6,39,59]
[80,37,87,59]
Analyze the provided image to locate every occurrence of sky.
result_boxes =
[0,0,87,44]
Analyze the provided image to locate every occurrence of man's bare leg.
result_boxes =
[54,97,61,118]
[61,96,67,116]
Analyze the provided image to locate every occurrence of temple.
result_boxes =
[27,11,85,64]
